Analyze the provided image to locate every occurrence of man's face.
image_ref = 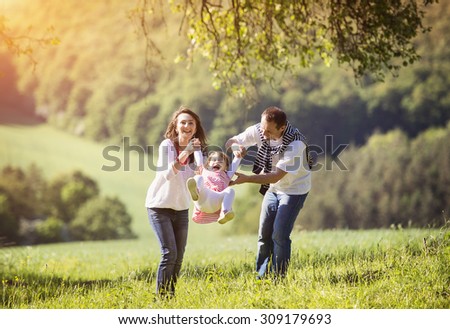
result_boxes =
[260,115,285,140]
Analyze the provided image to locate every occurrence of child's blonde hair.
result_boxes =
[206,151,230,170]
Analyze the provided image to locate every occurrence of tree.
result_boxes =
[69,196,136,241]
[47,170,99,223]
[134,0,437,100]
[34,217,65,244]
[0,165,47,220]
[0,188,19,245]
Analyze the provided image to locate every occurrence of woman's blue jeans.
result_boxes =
[256,192,308,278]
[147,207,189,295]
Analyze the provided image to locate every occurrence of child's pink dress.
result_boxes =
[192,168,233,224]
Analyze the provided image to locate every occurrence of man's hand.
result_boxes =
[229,172,248,186]
[230,167,288,186]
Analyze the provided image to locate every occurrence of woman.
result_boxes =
[145,106,207,296]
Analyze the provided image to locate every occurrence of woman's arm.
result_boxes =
[172,138,201,174]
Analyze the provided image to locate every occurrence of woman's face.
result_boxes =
[176,113,197,141]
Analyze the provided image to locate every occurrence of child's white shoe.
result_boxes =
[186,178,199,201]
[218,210,234,224]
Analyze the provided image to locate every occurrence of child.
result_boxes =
[187,150,241,224]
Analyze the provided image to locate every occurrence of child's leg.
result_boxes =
[197,189,223,213]
[218,187,235,224]
[193,176,223,213]
[187,174,206,202]
[187,175,200,201]
[221,187,235,213]
[193,175,205,202]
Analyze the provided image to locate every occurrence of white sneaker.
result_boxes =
[218,210,234,224]
[186,178,199,201]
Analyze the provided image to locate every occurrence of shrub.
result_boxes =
[34,217,65,244]
[47,170,99,223]
[0,190,19,245]
[69,196,136,241]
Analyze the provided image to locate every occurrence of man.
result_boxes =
[225,106,311,279]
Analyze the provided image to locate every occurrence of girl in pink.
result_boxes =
[187,151,241,224]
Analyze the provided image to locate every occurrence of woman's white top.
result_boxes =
[145,139,196,210]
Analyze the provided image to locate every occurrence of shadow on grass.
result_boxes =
[1,263,255,308]
[1,268,157,306]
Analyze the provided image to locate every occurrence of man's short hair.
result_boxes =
[262,106,287,129]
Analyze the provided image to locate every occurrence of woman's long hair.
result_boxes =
[164,106,208,162]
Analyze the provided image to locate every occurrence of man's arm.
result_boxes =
[225,137,247,158]
[224,137,237,151]
[230,167,287,186]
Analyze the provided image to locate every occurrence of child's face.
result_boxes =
[207,154,227,172]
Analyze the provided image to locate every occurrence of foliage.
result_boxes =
[47,170,100,223]
[1,228,449,308]
[0,164,136,245]
[298,122,450,230]
[0,11,59,69]
[0,165,49,244]
[2,0,448,151]
[0,164,47,220]
[34,217,65,244]
[135,0,437,99]
[70,196,136,241]
[0,189,18,245]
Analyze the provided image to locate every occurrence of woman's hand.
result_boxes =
[185,138,201,154]
[174,138,201,170]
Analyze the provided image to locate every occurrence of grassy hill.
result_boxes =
[0,109,146,237]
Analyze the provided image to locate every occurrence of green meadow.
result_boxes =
[1,117,449,309]
[2,228,449,308]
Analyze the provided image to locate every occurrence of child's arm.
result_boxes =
[227,156,242,179]
[193,150,204,175]
[194,150,203,167]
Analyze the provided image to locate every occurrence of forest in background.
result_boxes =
[0,0,449,236]
[1,0,448,149]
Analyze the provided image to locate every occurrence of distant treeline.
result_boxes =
[229,123,450,233]
[0,166,136,246]
[1,0,449,150]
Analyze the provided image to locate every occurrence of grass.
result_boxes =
[2,227,449,308]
